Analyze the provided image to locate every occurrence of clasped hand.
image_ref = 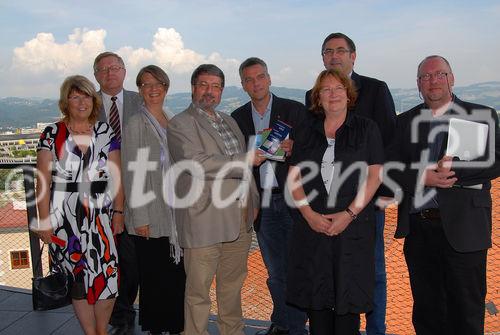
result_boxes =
[305,210,352,236]
[423,156,457,188]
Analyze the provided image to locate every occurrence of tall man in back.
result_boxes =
[306,33,396,335]
[93,51,142,335]
[232,57,308,335]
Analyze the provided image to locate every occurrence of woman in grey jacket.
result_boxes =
[121,65,185,335]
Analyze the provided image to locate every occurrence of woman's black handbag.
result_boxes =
[32,244,72,311]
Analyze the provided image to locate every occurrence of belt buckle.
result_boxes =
[420,208,439,220]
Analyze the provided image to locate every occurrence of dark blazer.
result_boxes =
[232,94,308,192]
[232,94,308,231]
[305,71,396,147]
[387,96,500,252]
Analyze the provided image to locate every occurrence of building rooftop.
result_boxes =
[0,133,40,142]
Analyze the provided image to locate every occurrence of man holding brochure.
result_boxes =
[387,55,500,335]
[232,57,308,335]
[168,64,263,335]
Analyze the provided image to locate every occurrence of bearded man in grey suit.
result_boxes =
[167,64,265,335]
[93,51,142,335]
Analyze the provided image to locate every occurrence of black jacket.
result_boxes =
[286,112,384,313]
[386,96,500,252]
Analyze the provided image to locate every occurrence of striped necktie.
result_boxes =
[109,96,121,142]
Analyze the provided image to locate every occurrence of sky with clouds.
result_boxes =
[1,0,499,98]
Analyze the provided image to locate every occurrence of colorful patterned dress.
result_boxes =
[37,121,120,304]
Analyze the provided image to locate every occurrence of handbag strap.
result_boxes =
[33,243,45,274]
[33,243,66,276]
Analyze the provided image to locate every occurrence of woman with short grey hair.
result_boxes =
[122,65,185,335]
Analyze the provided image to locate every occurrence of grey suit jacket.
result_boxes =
[167,104,259,248]
[98,89,142,230]
[98,89,142,128]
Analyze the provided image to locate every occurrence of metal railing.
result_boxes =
[0,163,42,291]
[0,163,498,334]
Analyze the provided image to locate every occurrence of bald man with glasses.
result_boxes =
[386,55,500,334]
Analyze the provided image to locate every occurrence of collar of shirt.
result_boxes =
[195,105,223,124]
[313,110,355,135]
[251,95,278,189]
[251,94,273,133]
[422,94,456,118]
[102,90,124,120]
[312,112,356,151]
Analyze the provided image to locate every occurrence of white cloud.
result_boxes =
[12,28,106,75]
[6,27,241,96]
[270,66,294,87]
[279,67,292,76]
[116,28,240,90]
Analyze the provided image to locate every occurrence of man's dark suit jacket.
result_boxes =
[305,71,396,147]
[232,94,308,230]
[387,96,500,252]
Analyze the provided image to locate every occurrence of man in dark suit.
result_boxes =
[93,51,142,335]
[305,33,396,335]
[232,57,308,335]
[387,55,499,334]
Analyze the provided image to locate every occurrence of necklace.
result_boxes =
[67,122,92,135]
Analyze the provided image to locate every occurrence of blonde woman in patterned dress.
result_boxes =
[34,75,124,335]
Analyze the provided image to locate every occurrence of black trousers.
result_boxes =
[306,309,360,335]
[404,215,487,335]
[110,230,140,326]
[134,235,185,333]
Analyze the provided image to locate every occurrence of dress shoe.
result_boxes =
[255,323,289,335]
[109,324,134,335]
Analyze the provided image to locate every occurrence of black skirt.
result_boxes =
[286,208,376,315]
[134,235,186,333]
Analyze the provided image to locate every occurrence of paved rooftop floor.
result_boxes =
[0,286,271,335]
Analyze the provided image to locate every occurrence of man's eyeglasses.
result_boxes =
[196,81,223,91]
[140,82,167,90]
[95,65,124,74]
[418,71,448,81]
[322,48,351,57]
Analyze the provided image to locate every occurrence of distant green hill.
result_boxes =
[1,82,499,128]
